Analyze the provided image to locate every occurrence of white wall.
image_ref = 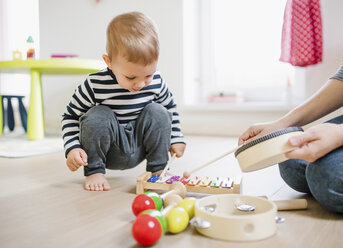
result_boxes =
[39,0,183,133]
[39,0,343,136]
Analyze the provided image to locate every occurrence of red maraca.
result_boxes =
[131,194,156,216]
[132,194,183,246]
[132,214,162,246]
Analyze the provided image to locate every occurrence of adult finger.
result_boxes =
[285,142,321,162]
[288,132,317,147]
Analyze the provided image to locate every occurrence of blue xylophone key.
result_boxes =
[147,174,160,182]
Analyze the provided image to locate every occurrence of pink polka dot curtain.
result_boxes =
[280,0,322,67]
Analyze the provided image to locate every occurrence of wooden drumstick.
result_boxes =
[183,145,241,178]
[160,153,177,178]
[274,199,308,211]
[259,196,308,210]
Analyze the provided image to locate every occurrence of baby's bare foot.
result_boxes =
[85,173,111,191]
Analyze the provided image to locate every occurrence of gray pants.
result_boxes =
[79,103,172,176]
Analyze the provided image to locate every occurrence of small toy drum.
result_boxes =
[235,127,304,172]
[193,194,277,241]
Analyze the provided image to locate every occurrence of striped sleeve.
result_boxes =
[330,63,343,82]
[61,77,96,157]
[155,75,185,144]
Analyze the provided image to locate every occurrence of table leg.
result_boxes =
[27,69,44,140]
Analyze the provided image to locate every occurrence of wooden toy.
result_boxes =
[234,127,304,172]
[132,214,162,246]
[162,194,189,234]
[132,194,189,245]
[193,194,278,241]
[272,199,308,211]
[139,209,168,234]
[136,172,242,195]
[143,192,163,210]
[177,197,196,218]
[131,194,156,216]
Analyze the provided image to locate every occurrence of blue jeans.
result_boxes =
[279,115,343,213]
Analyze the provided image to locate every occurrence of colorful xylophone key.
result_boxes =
[210,177,223,188]
[147,174,160,182]
[187,176,201,186]
[198,176,212,187]
[166,176,181,184]
[221,177,233,188]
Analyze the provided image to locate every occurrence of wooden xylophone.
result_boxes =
[136,172,242,195]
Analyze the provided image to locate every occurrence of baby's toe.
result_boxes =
[89,183,95,191]
[94,184,100,191]
[103,181,111,191]
[85,183,91,191]
[97,184,104,191]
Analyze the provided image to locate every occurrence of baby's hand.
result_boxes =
[66,148,88,171]
[170,143,186,158]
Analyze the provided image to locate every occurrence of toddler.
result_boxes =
[61,12,186,191]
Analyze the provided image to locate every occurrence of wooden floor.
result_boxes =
[0,136,342,248]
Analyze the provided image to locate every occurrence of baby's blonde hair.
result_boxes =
[106,12,159,65]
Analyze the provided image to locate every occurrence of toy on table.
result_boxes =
[26,36,35,59]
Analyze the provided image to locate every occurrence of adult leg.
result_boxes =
[306,147,343,213]
[278,159,311,193]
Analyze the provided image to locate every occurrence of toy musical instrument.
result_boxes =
[235,127,304,172]
[136,172,242,195]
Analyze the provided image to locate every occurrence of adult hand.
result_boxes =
[238,121,287,145]
[66,148,88,171]
[286,123,343,162]
[170,143,186,157]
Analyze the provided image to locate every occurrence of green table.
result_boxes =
[0,59,105,140]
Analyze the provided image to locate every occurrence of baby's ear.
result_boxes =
[102,54,112,69]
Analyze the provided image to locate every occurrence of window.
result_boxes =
[183,0,302,106]
[0,0,39,96]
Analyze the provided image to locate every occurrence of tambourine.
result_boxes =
[235,127,304,172]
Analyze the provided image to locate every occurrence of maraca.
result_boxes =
[132,194,188,246]
[132,181,186,216]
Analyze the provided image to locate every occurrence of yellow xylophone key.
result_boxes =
[198,176,212,187]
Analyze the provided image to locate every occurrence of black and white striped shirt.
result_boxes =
[61,68,184,156]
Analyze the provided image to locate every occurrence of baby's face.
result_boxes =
[103,54,157,92]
